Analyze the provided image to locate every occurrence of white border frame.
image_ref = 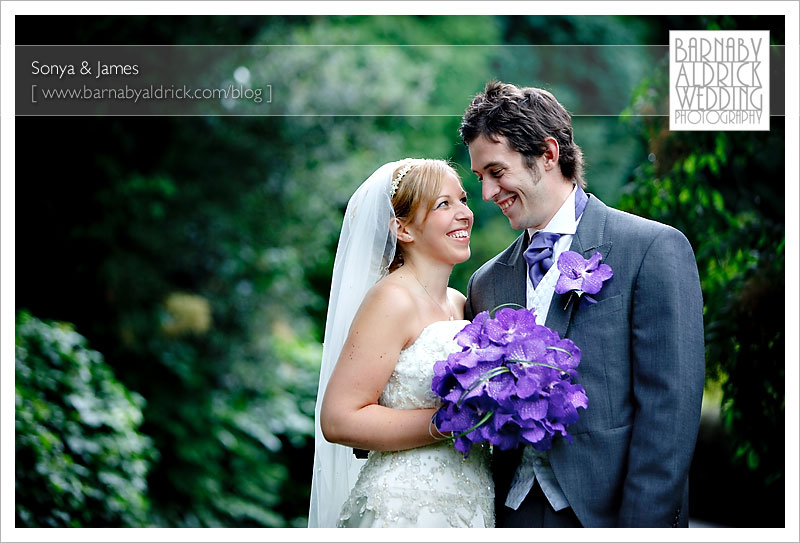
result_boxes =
[2,2,797,543]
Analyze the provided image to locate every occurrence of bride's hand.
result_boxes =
[429,416,453,440]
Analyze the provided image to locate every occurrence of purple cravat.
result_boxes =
[523,186,588,289]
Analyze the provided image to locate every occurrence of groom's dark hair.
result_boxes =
[460,80,586,188]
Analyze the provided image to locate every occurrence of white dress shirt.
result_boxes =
[506,184,584,512]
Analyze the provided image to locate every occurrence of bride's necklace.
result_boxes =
[409,269,454,321]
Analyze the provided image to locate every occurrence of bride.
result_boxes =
[308,159,494,528]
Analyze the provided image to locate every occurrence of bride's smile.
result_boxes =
[406,172,473,265]
[446,228,470,241]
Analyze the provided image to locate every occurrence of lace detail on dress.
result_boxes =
[378,322,460,410]
[337,320,495,528]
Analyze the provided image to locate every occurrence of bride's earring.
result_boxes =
[391,218,414,243]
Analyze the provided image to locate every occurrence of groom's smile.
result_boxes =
[497,194,517,212]
[468,134,539,231]
[468,134,568,232]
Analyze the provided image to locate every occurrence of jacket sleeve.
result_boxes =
[464,273,477,321]
[617,226,705,526]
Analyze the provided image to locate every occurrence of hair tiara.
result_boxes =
[389,160,414,198]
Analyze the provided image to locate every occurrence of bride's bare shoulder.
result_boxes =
[447,286,466,303]
[447,287,467,319]
[346,275,422,351]
[359,274,416,318]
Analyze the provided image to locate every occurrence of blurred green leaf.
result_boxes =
[15,311,156,527]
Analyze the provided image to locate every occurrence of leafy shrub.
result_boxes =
[15,311,157,527]
[620,41,784,524]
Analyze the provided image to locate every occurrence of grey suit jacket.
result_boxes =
[465,194,705,527]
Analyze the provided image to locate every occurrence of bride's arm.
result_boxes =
[320,282,442,452]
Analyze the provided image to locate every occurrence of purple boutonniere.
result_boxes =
[554,251,613,308]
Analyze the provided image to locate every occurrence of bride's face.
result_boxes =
[408,172,473,265]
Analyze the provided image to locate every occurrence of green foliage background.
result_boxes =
[14,14,785,527]
[15,312,156,526]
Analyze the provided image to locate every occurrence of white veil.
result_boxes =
[307,160,404,527]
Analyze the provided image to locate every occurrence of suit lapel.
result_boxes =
[545,195,612,337]
[495,232,528,310]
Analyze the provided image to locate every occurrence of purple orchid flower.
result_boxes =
[451,314,505,366]
[555,251,613,300]
[483,307,538,346]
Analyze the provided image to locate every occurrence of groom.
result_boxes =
[460,81,705,527]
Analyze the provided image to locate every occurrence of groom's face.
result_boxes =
[469,134,553,231]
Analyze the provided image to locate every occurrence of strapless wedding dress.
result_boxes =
[337,320,495,528]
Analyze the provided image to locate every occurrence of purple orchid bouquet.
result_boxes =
[431,306,588,457]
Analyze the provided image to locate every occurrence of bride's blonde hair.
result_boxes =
[388,159,461,272]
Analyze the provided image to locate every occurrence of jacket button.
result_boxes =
[672,508,681,527]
